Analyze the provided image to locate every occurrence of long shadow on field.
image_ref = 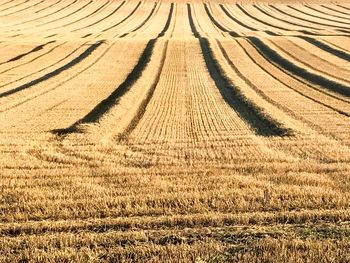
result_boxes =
[299,36,350,61]
[321,5,350,16]
[188,4,290,137]
[219,4,257,31]
[288,5,350,26]
[72,1,125,32]
[199,38,290,137]
[236,4,287,34]
[119,2,158,38]
[0,41,103,98]
[0,41,55,65]
[269,5,350,31]
[0,0,29,13]
[203,4,240,37]
[248,37,350,98]
[56,39,157,135]
[102,2,141,32]
[53,4,174,136]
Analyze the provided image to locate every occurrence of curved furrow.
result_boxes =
[102,1,141,33]
[270,5,350,32]
[248,37,350,98]
[58,40,160,134]
[0,43,114,127]
[6,0,94,34]
[268,38,350,83]
[220,39,350,146]
[71,1,125,33]
[0,0,44,17]
[0,0,29,13]
[289,37,350,69]
[0,42,66,75]
[0,41,103,98]
[287,5,350,27]
[54,2,175,139]
[253,4,320,32]
[124,41,279,164]
[299,36,350,62]
[35,0,62,14]
[219,4,257,32]
[0,44,48,65]
[36,0,113,34]
[3,0,80,28]
[243,38,349,106]
[321,36,350,53]
[217,39,349,119]
[189,3,225,38]
[119,2,160,38]
[0,43,87,93]
[200,38,289,137]
[236,4,289,34]
[127,1,166,38]
[320,5,350,17]
[336,5,350,15]
[187,4,289,137]
[157,3,174,37]
[119,40,168,139]
[306,5,350,20]
[304,5,350,22]
[0,41,55,66]
[203,3,239,37]
[207,3,246,35]
[0,0,16,8]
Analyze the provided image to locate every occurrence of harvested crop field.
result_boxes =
[0,0,349,262]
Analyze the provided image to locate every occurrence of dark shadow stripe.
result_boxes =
[121,41,168,138]
[253,4,319,32]
[0,0,16,8]
[35,0,62,14]
[72,1,125,32]
[1,41,55,64]
[187,4,199,37]
[0,41,103,98]
[1,0,45,17]
[298,36,350,62]
[336,4,350,11]
[71,40,156,127]
[57,0,111,29]
[199,38,290,137]
[103,2,141,32]
[204,3,239,36]
[158,3,174,37]
[233,39,350,117]
[305,5,350,20]
[0,42,65,75]
[236,4,287,33]
[0,0,29,13]
[288,5,350,26]
[271,5,350,31]
[219,4,257,31]
[325,5,350,16]
[53,3,174,136]
[0,43,86,89]
[13,0,79,27]
[128,2,158,34]
[120,2,160,37]
[26,0,93,29]
[188,4,290,137]
[248,37,350,98]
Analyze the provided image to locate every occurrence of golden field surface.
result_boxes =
[0,0,350,262]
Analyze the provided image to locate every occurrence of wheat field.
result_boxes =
[0,0,349,262]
